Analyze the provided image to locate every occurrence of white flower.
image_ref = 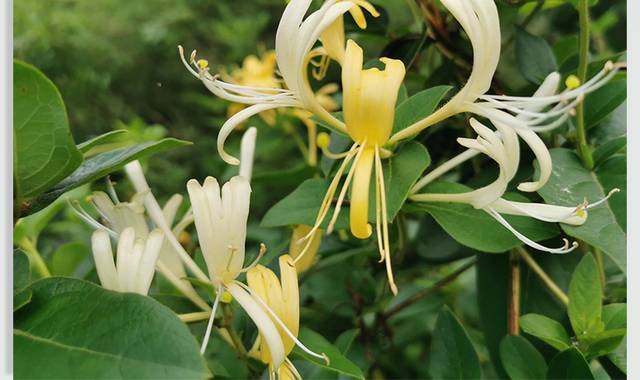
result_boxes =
[410,118,618,254]
[179,0,367,165]
[91,227,164,295]
[387,0,623,150]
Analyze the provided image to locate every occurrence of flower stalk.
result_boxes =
[575,0,594,169]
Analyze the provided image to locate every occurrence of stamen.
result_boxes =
[239,243,267,273]
[293,143,360,265]
[375,146,398,295]
[68,199,116,237]
[200,285,223,354]
[177,45,200,77]
[485,207,579,254]
[105,176,120,203]
[586,188,620,210]
[235,281,330,365]
[327,141,367,234]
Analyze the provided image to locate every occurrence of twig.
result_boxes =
[575,0,594,169]
[384,258,477,318]
[515,247,569,306]
[508,251,521,335]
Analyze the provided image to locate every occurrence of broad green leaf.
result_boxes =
[14,289,32,312]
[291,327,364,379]
[335,329,360,354]
[546,348,595,380]
[14,250,31,293]
[568,254,603,338]
[584,77,626,129]
[261,178,349,230]
[596,155,626,231]
[25,138,191,216]
[602,303,626,330]
[608,336,626,374]
[14,277,211,379]
[581,329,626,359]
[13,60,83,200]
[374,141,430,220]
[537,149,626,273]
[519,313,572,351]
[77,130,129,153]
[262,142,429,228]
[592,136,625,168]
[477,254,510,379]
[51,242,91,277]
[429,307,481,380]
[408,182,559,253]
[515,28,558,84]
[392,86,451,134]
[499,335,547,380]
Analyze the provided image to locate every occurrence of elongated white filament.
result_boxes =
[293,142,360,264]
[485,207,578,254]
[375,146,397,295]
[200,285,223,354]
[327,142,368,233]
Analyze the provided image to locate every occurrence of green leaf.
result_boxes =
[376,141,431,220]
[602,303,626,330]
[51,242,91,277]
[13,60,83,200]
[499,335,547,380]
[607,336,626,374]
[581,329,626,359]
[408,182,559,253]
[380,31,428,69]
[14,288,33,312]
[261,178,349,230]
[519,313,572,351]
[584,77,627,129]
[537,148,626,273]
[477,254,510,378]
[592,136,625,168]
[515,28,558,84]
[14,277,211,379]
[546,348,595,380]
[334,329,360,354]
[14,250,31,293]
[568,254,603,338]
[26,138,191,216]
[392,86,451,134]
[77,130,129,153]
[291,327,364,379]
[429,307,481,380]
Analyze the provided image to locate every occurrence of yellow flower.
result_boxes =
[289,225,322,272]
[296,40,406,294]
[247,255,302,379]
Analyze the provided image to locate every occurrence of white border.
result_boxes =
[626,0,637,378]
[0,0,12,378]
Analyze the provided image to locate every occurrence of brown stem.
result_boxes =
[508,251,521,336]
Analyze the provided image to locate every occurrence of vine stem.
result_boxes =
[383,258,476,318]
[508,251,520,335]
[20,239,51,278]
[575,0,594,169]
[515,247,569,306]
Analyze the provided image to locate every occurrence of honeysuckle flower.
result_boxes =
[179,0,373,166]
[247,255,304,379]
[386,0,623,175]
[70,182,210,310]
[187,177,328,368]
[295,40,405,294]
[91,227,164,295]
[289,224,323,272]
[409,118,619,254]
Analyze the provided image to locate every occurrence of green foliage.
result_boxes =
[291,328,364,379]
[547,348,595,380]
[14,278,211,379]
[499,335,547,380]
[520,313,572,351]
[515,28,558,84]
[568,254,603,337]
[429,307,481,379]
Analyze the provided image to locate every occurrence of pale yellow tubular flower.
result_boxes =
[296,39,405,295]
[247,255,302,377]
[289,225,322,272]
